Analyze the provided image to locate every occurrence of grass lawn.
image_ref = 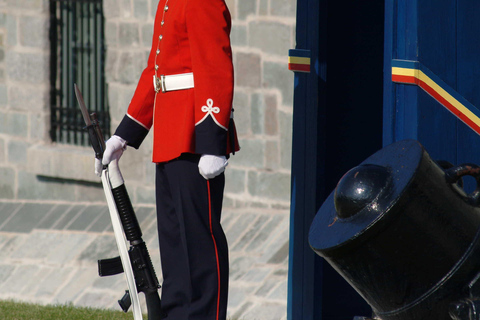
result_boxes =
[0,300,145,320]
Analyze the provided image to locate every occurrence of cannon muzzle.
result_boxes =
[309,140,480,320]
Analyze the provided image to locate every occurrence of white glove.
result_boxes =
[198,154,228,180]
[95,135,127,176]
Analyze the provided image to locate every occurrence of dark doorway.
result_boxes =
[320,1,385,319]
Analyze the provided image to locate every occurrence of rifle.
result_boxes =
[75,84,163,320]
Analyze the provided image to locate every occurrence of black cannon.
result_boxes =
[309,140,480,320]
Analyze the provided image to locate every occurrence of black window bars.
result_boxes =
[49,0,110,146]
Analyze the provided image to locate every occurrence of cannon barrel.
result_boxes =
[309,140,480,320]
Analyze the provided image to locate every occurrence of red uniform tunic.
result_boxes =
[115,0,238,163]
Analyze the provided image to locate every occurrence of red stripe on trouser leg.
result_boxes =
[207,180,221,320]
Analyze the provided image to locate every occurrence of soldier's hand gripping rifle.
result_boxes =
[74,84,162,320]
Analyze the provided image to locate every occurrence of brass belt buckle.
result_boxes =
[160,75,166,93]
[153,75,166,93]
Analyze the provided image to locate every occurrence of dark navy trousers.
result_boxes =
[155,153,229,320]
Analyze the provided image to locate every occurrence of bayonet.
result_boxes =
[74,84,105,160]
[74,83,92,127]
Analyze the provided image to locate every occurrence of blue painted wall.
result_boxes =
[384,0,480,167]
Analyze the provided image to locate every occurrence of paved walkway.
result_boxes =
[0,200,288,319]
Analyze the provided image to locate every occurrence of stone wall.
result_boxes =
[0,0,296,318]
[0,0,295,208]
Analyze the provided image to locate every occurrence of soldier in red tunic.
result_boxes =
[96,0,239,319]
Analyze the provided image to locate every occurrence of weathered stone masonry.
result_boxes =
[0,0,295,318]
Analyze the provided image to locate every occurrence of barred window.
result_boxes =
[49,0,110,146]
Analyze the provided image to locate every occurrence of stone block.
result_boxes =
[6,0,46,12]
[238,0,256,20]
[0,265,41,295]
[255,278,278,297]
[19,15,48,48]
[119,22,140,47]
[0,13,6,27]
[103,0,121,19]
[120,0,133,18]
[0,48,4,62]
[225,211,256,247]
[6,15,16,46]
[0,167,14,199]
[259,0,268,15]
[232,91,250,136]
[87,208,112,233]
[224,0,235,18]
[231,138,264,168]
[249,20,291,56]
[230,302,254,320]
[235,52,261,88]
[53,205,84,230]
[117,51,146,84]
[240,266,272,283]
[0,265,15,285]
[6,51,48,83]
[0,138,5,163]
[105,22,118,48]
[240,302,287,320]
[232,214,270,251]
[231,24,247,47]
[0,203,53,233]
[7,139,28,165]
[27,144,101,183]
[263,61,294,106]
[248,170,290,201]
[10,230,60,260]
[54,267,97,305]
[9,85,48,111]
[270,0,296,17]
[0,111,28,137]
[46,233,95,265]
[251,93,265,134]
[141,23,154,47]
[135,185,156,204]
[67,205,106,231]
[265,141,279,171]
[78,234,118,263]
[35,266,74,299]
[229,255,256,281]
[0,233,27,260]
[17,172,76,201]
[29,113,48,141]
[258,217,289,263]
[279,110,292,169]
[228,285,250,309]
[75,182,105,203]
[246,214,286,253]
[267,279,288,300]
[118,146,146,182]
[0,202,21,227]
[267,241,289,264]
[134,0,149,19]
[225,168,246,194]
[144,160,155,184]
[36,204,71,229]
[132,206,155,229]
[265,94,278,135]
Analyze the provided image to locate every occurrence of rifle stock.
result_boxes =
[75,83,163,319]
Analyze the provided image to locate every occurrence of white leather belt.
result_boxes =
[153,72,194,93]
